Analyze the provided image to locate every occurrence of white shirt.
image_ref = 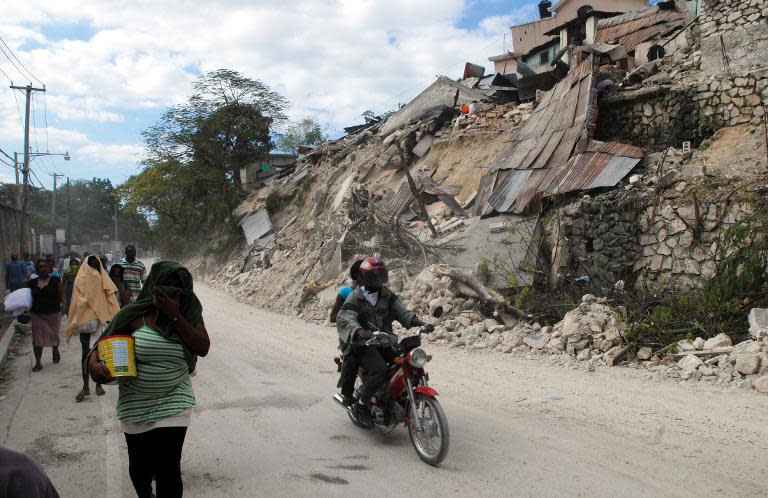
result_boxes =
[362,287,379,306]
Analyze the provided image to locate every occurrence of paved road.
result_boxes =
[2,282,768,497]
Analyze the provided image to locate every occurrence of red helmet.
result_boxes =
[359,257,388,289]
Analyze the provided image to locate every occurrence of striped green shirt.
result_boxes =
[117,324,195,423]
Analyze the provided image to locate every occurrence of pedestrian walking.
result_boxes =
[108,264,132,307]
[62,258,80,314]
[22,252,35,279]
[5,252,27,292]
[28,260,64,372]
[87,261,209,498]
[67,255,120,402]
[119,245,145,302]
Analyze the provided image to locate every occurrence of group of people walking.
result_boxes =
[3,246,212,498]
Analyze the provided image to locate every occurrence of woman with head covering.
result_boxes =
[67,255,120,402]
[28,259,64,372]
[87,261,209,498]
[108,264,132,307]
[62,258,80,314]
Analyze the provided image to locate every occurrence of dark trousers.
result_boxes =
[351,346,394,403]
[124,427,187,498]
[340,353,360,398]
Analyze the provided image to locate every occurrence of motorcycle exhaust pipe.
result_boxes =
[332,393,349,408]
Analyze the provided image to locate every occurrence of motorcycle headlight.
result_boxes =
[409,348,428,368]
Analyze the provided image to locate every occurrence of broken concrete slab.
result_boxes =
[412,135,435,158]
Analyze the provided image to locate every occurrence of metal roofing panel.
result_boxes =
[544,125,583,170]
[518,130,555,170]
[422,178,461,196]
[513,169,552,213]
[488,169,534,213]
[530,129,566,169]
[595,7,686,48]
[239,209,273,244]
[474,171,498,217]
[385,181,414,217]
[588,155,642,188]
[586,141,644,158]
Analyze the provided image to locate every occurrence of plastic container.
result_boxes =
[97,335,137,377]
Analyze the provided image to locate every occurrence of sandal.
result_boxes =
[95,385,105,396]
[76,389,90,402]
[32,365,43,372]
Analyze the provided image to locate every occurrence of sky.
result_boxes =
[0,0,539,187]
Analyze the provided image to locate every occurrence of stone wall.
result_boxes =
[695,68,768,128]
[555,189,644,285]
[596,85,698,148]
[698,0,767,39]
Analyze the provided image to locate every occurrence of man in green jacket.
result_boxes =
[336,257,432,427]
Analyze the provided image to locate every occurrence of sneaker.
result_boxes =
[353,403,374,428]
[340,394,355,407]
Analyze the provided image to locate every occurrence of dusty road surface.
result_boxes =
[2,282,768,497]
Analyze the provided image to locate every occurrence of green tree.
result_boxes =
[123,69,289,255]
[277,116,326,154]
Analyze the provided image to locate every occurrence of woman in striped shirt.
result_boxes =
[87,261,209,498]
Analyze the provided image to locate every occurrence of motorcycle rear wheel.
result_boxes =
[408,394,449,466]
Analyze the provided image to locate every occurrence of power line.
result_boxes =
[0,34,43,85]
[12,87,24,127]
[0,43,28,83]
[42,91,50,151]
[0,63,12,83]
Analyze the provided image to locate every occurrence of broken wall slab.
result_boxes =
[439,215,539,288]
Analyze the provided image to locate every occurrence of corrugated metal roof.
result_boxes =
[384,181,414,216]
[488,169,534,213]
[586,140,644,158]
[595,6,687,49]
[422,178,461,196]
[588,155,642,188]
[474,171,498,217]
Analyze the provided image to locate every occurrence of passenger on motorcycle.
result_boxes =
[336,257,432,427]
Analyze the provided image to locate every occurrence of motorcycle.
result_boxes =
[333,326,449,466]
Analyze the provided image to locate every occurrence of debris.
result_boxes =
[748,308,768,340]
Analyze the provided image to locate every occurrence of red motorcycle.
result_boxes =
[333,327,449,466]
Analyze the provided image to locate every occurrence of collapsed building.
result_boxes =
[194,0,767,389]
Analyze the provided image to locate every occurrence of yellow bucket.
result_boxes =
[97,335,137,377]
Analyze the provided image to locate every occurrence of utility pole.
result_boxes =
[14,153,20,209]
[11,84,46,254]
[50,172,63,223]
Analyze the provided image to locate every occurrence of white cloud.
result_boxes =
[0,0,535,181]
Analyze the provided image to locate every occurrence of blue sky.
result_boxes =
[0,0,538,188]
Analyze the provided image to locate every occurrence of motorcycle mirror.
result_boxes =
[432,306,444,318]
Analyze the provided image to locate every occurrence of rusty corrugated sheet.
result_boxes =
[513,169,552,213]
[421,177,461,196]
[588,155,642,188]
[595,6,687,49]
[474,171,498,217]
[529,129,566,170]
[487,169,534,213]
[586,141,644,158]
[384,181,414,216]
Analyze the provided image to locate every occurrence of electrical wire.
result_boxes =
[12,89,24,128]
[0,33,43,86]
[0,63,12,83]
[0,43,28,83]
[43,92,50,152]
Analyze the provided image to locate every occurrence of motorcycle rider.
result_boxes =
[336,256,433,427]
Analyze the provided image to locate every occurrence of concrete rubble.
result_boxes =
[192,0,768,397]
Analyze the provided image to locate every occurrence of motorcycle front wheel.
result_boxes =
[408,394,449,466]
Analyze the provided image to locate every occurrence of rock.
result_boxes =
[486,337,500,350]
[677,354,704,373]
[752,376,768,394]
[637,347,653,360]
[489,325,506,334]
[703,333,732,350]
[523,333,551,350]
[545,337,565,353]
[443,320,457,332]
[690,370,703,382]
[749,308,768,339]
[582,294,597,304]
[677,340,697,352]
[576,349,591,361]
[700,366,716,376]
[567,336,591,353]
[735,353,761,375]
[484,319,500,331]
[692,337,705,350]
[500,330,525,349]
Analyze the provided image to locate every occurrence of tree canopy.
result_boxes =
[277,115,326,154]
[122,69,289,255]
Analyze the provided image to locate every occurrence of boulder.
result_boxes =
[749,308,768,339]
[545,337,565,353]
[735,353,761,375]
[443,320,457,332]
[489,325,507,334]
[582,294,597,303]
[576,349,591,361]
[523,333,551,350]
[752,375,768,394]
[483,319,500,332]
[637,347,653,361]
[692,337,705,350]
[500,330,525,349]
[703,333,732,350]
[567,336,591,353]
[559,313,582,339]
[677,354,704,373]
[677,340,697,352]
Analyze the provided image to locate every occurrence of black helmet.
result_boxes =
[359,257,388,290]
